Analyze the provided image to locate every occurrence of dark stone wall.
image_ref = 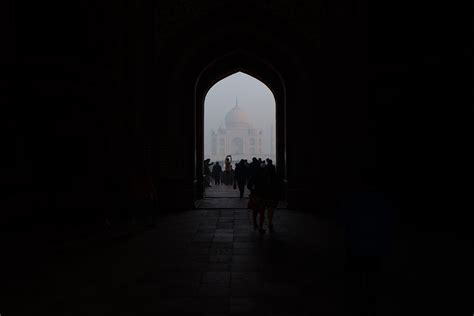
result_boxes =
[5,0,152,225]
[4,0,472,235]
[3,1,472,313]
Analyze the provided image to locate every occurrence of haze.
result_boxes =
[204,72,276,158]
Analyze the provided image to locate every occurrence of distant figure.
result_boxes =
[204,158,213,188]
[212,161,222,185]
[230,165,235,185]
[224,155,232,185]
[242,159,249,183]
[233,159,248,198]
[247,157,260,183]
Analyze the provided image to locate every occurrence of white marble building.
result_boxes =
[209,103,263,162]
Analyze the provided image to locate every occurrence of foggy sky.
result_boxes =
[204,72,276,156]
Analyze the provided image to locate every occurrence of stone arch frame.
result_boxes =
[195,51,287,199]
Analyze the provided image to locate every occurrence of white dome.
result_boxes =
[225,105,250,130]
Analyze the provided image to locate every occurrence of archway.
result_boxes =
[194,51,287,204]
[203,72,277,201]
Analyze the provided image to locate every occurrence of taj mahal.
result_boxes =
[209,101,275,163]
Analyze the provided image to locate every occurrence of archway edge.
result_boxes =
[194,50,287,199]
[196,50,286,103]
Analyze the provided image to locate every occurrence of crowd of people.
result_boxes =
[204,156,283,233]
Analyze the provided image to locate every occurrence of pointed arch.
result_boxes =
[194,51,287,198]
[204,71,275,163]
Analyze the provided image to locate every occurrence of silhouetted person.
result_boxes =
[242,159,249,183]
[262,159,281,232]
[247,157,260,183]
[247,161,267,233]
[224,155,232,185]
[231,164,235,184]
[233,159,248,198]
[212,162,222,185]
[204,158,213,188]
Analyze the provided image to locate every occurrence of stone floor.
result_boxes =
[204,184,250,198]
[3,207,470,316]
[197,184,286,209]
[195,197,250,209]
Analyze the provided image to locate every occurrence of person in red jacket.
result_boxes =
[262,159,281,233]
[247,160,267,233]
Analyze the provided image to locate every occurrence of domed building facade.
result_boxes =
[210,102,263,162]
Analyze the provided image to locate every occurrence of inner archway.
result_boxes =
[203,72,276,203]
[194,52,287,208]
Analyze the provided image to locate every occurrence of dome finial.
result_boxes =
[235,97,238,107]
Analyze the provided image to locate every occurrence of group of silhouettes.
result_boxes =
[204,156,283,233]
[204,155,235,186]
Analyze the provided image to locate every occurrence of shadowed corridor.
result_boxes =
[3,0,472,315]
[3,206,470,316]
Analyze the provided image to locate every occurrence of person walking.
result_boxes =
[247,157,259,184]
[212,161,222,185]
[262,159,281,233]
[204,158,213,188]
[233,159,248,198]
[224,155,232,185]
[247,160,266,233]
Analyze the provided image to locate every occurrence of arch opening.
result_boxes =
[202,72,276,200]
[194,52,287,205]
[204,71,276,163]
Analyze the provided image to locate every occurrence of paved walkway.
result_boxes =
[3,209,349,315]
[198,184,286,209]
[204,184,250,198]
[2,208,415,316]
